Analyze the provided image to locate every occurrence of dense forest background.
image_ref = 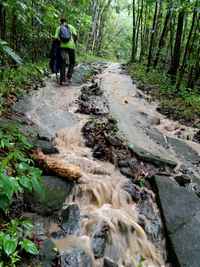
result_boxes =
[0,0,199,90]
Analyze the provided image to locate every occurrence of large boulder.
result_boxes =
[60,248,93,267]
[26,176,74,215]
[154,175,200,267]
[60,203,81,235]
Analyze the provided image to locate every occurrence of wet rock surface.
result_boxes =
[60,203,81,235]
[103,257,118,267]
[193,130,200,143]
[72,62,107,85]
[91,222,109,258]
[39,239,58,267]
[60,248,93,267]
[26,176,74,215]
[78,82,109,115]
[154,175,200,267]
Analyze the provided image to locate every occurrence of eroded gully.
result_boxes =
[14,63,200,267]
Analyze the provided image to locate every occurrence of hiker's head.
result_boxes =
[60,18,67,25]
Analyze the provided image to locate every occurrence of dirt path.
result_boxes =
[100,64,200,178]
[13,63,200,267]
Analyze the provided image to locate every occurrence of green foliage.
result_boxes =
[0,40,23,65]
[0,219,38,267]
[128,63,200,125]
[0,61,46,114]
[0,123,43,266]
[0,123,44,211]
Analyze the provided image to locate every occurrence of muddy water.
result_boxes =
[53,121,165,266]
[14,67,174,266]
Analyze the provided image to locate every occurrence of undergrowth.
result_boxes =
[0,61,46,114]
[0,122,44,266]
[128,63,200,126]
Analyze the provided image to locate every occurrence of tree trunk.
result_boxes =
[0,3,6,40]
[168,8,185,82]
[176,3,198,89]
[153,2,172,68]
[131,0,136,62]
[139,1,147,61]
[135,0,143,60]
[147,0,158,71]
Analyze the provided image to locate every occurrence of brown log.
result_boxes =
[33,149,81,181]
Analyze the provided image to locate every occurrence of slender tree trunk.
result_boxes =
[0,3,6,40]
[139,2,147,61]
[135,0,143,59]
[154,2,172,68]
[131,0,136,62]
[147,0,158,71]
[176,4,198,89]
[11,14,17,50]
[168,8,185,82]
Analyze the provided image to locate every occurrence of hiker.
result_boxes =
[54,18,77,85]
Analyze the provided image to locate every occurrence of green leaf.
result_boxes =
[21,220,33,233]
[17,162,29,172]
[3,235,18,256]
[19,176,32,191]
[0,232,5,247]
[0,195,10,211]
[0,176,14,200]
[0,39,23,65]
[21,239,39,255]
[31,173,44,196]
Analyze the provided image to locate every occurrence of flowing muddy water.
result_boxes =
[50,118,166,266]
[14,64,185,266]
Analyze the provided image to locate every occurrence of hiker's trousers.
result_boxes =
[60,48,75,82]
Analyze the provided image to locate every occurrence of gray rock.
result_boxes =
[186,182,200,198]
[104,257,118,267]
[174,174,191,186]
[92,222,109,258]
[34,139,59,154]
[128,143,177,168]
[154,175,200,267]
[123,182,142,202]
[72,64,95,85]
[40,239,58,267]
[26,176,74,215]
[60,248,93,267]
[167,136,200,165]
[60,203,80,235]
[138,198,163,243]
[78,95,109,115]
[120,167,134,178]
[104,133,123,147]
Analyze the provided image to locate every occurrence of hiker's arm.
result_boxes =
[73,33,78,43]
[54,27,60,40]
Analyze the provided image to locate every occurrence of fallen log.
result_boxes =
[33,149,81,181]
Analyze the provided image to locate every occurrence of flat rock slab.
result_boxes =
[101,64,178,168]
[167,137,200,165]
[154,175,200,267]
[128,143,177,168]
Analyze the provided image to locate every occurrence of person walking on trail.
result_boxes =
[55,18,77,85]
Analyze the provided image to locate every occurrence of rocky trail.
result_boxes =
[5,63,200,267]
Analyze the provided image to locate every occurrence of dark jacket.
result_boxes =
[49,39,61,74]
